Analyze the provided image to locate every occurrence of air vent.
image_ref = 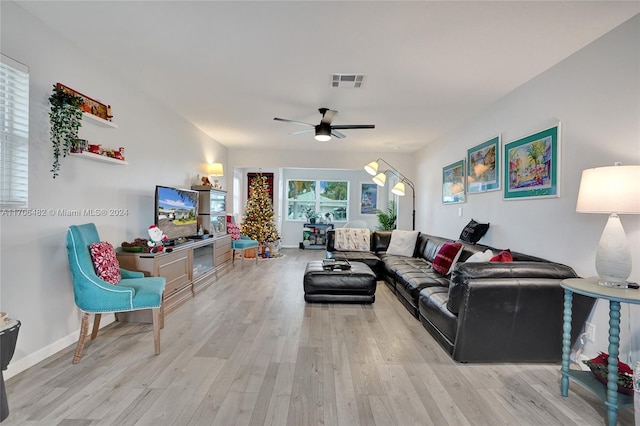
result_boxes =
[331,73,366,88]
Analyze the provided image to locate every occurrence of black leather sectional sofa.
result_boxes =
[326,229,594,363]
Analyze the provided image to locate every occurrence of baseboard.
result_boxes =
[4,313,115,380]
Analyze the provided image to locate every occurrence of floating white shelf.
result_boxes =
[70,151,128,165]
[82,112,118,128]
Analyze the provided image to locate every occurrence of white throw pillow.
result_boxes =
[386,230,420,257]
[465,249,494,263]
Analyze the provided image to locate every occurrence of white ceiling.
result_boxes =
[14,1,640,153]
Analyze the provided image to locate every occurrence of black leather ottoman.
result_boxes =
[304,261,377,303]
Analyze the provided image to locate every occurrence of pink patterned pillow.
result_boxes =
[89,241,121,285]
[432,242,463,275]
[227,222,241,240]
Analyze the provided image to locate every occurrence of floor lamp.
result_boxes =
[364,158,416,230]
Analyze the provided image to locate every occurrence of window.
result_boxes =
[287,180,349,221]
[0,54,29,209]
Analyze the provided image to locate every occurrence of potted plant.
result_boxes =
[305,208,319,224]
[49,84,83,178]
[376,200,397,230]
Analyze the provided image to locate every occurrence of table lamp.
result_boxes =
[207,162,224,189]
[576,163,640,287]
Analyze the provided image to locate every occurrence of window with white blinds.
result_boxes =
[0,54,29,209]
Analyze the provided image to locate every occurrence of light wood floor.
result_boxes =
[3,248,635,425]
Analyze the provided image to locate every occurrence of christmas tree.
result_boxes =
[241,174,280,243]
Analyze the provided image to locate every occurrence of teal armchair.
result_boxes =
[232,235,259,268]
[66,223,166,364]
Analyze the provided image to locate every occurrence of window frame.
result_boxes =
[286,179,349,222]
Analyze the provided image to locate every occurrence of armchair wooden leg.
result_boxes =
[91,313,101,339]
[152,307,161,355]
[73,312,91,364]
[160,295,165,330]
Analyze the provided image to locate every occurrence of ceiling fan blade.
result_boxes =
[331,124,375,130]
[273,117,314,127]
[290,129,314,135]
[331,130,347,139]
[319,108,337,125]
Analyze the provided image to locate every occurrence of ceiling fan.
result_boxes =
[273,108,375,141]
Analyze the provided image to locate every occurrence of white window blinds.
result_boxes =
[0,54,29,209]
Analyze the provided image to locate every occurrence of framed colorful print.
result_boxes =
[442,159,466,204]
[360,182,378,214]
[503,124,560,200]
[467,136,500,193]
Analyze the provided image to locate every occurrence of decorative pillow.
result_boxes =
[432,242,463,275]
[465,249,494,263]
[334,228,370,251]
[227,222,241,240]
[89,241,121,284]
[459,219,490,244]
[490,249,513,262]
[386,230,420,257]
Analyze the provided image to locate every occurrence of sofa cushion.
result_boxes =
[466,249,494,263]
[386,230,419,257]
[89,241,121,285]
[432,242,463,275]
[491,249,513,262]
[459,219,490,244]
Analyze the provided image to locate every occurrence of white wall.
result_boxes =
[0,2,227,378]
[415,15,640,361]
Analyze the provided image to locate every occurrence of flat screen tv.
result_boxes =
[154,185,199,243]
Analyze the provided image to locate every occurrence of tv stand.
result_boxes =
[116,235,232,320]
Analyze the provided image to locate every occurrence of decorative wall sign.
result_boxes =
[248,172,274,205]
[467,136,500,193]
[56,83,112,121]
[442,159,466,204]
[360,182,378,214]
[504,124,560,200]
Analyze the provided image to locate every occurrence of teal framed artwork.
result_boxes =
[442,159,466,204]
[504,124,560,200]
[467,135,500,193]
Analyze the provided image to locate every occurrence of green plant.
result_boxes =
[376,200,397,230]
[49,84,83,178]
[305,208,319,221]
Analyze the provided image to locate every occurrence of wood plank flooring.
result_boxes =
[3,248,635,425]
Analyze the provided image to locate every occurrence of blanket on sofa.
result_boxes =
[334,228,371,251]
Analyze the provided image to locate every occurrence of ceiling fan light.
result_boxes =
[315,125,332,141]
[391,181,406,196]
[373,172,386,186]
[364,161,379,176]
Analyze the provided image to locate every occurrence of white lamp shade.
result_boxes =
[576,165,640,214]
[208,162,224,177]
[391,181,406,196]
[373,172,386,186]
[364,161,379,176]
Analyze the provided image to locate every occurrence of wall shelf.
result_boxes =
[82,112,118,128]
[70,151,128,165]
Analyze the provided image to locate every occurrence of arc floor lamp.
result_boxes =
[364,158,416,230]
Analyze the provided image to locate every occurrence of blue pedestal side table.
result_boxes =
[560,278,639,426]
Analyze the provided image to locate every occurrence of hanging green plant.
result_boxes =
[49,84,83,178]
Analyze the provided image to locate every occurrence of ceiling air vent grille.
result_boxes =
[331,74,366,88]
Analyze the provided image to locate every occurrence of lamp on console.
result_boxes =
[207,162,224,189]
[364,158,416,230]
[576,163,640,287]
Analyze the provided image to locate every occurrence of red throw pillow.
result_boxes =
[490,249,513,262]
[89,241,121,284]
[227,222,241,240]
[433,242,463,275]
